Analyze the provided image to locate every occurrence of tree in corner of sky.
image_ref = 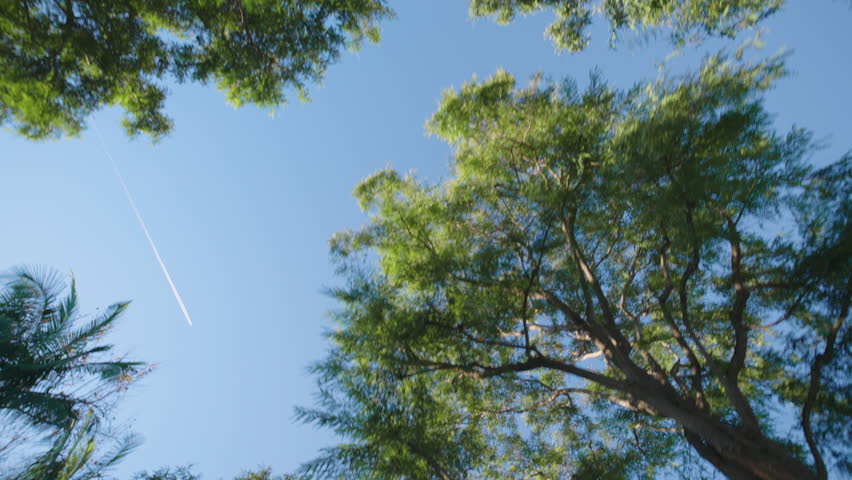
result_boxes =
[0,0,391,140]
[0,267,148,479]
[0,1,787,142]
[468,0,783,52]
[296,54,850,479]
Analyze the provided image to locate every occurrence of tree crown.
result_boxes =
[300,55,850,479]
[0,0,391,139]
[468,0,782,52]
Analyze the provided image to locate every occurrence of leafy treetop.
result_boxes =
[0,267,144,429]
[0,267,147,480]
[298,55,850,479]
[0,0,391,140]
[468,0,782,51]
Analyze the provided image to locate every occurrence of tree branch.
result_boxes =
[723,216,760,431]
[801,296,849,480]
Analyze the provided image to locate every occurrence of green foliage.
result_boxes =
[235,466,292,480]
[295,362,482,479]
[133,465,291,480]
[0,267,145,429]
[11,412,142,480]
[468,0,782,51]
[0,267,147,479]
[302,55,849,479]
[133,465,201,480]
[0,0,391,139]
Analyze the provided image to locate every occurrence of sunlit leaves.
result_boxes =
[468,0,782,52]
[302,55,849,478]
[0,0,391,139]
[0,267,145,429]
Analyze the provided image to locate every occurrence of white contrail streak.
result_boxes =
[92,122,193,327]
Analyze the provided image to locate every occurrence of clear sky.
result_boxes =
[1,1,850,478]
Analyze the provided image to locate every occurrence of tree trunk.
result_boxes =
[684,423,816,480]
[625,373,816,480]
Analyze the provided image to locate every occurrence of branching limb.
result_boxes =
[657,235,708,410]
[801,296,849,480]
[723,216,760,431]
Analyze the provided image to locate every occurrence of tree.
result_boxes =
[132,465,201,480]
[468,0,782,52]
[0,0,391,140]
[132,465,293,480]
[0,267,146,474]
[299,56,850,479]
[12,411,141,480]
[0,267,144,429]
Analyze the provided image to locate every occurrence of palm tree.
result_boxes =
[12,411,142,480]
[0,265,147,475]
[0,267,144,429]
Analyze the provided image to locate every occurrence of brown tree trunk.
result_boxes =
[684,424,816,480]
[623,372,817,480]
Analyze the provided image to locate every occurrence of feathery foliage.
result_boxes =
[300,55,850,479]
[11,411,143,480]
[0,267,144,430]
[132,465,293,480]
[468,0,782,52]
[0,0,391,139]
[0,267,147,479]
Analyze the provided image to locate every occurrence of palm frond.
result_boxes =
[1,267,145,429]
[81,432,144,478]
[0,388,77,427]
[61,302,130,354]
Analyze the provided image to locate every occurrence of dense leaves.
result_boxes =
[302,56,849,479]
[0,0,391,139]
[469,0,782,51]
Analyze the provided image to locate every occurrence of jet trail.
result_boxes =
[93,123,193,326]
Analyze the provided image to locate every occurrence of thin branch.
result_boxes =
[407,352,629,394]
[723,216,760,431]
[656,234,707,409]
[801,296,849,480]
[753,288,810,330]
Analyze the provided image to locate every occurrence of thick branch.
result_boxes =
[684,430,757,480]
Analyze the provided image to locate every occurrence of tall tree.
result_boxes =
[0,267,146,474]
[0,267,144,429]
[468,0,782,51]
[11,411,141,480]
[0,0,391,139]
[299,56,850,479]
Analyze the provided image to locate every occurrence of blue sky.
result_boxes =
[1,1,850,478]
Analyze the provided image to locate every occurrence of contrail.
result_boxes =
[92,122,193,327]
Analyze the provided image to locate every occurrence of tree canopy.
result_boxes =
[0,0,789,141]
[468,0,782,51]
[0,0,390,139]
[298,56,850,479]
[0,267,146,478]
